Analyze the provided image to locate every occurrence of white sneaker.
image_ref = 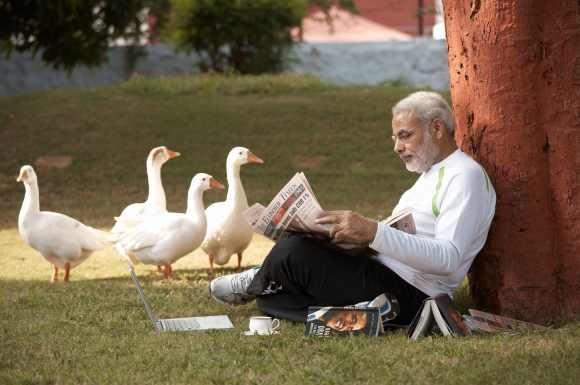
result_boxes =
[209,267,260,305]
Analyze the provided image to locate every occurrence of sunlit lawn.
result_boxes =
[0,75,578,385]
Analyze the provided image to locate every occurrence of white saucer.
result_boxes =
[243,330,280,336]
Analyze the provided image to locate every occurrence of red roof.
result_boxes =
[295,0,436,43]
[294,6,412,42]
[354,0,436,36]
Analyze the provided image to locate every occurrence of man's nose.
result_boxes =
[394,139,405,154]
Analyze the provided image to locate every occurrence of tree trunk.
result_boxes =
[443,0,580,323]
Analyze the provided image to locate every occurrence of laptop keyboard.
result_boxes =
[159,318,201,331]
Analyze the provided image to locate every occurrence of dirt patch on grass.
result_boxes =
[34,155,72,169]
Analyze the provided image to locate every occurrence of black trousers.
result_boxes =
[247,234,428,325]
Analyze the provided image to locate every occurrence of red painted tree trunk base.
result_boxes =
[443,0,580,323]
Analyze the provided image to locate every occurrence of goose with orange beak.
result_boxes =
[16,165,107,282]
[201,147,264,273]
[111,146,180,234]
[111,173,224,279]
[110,146,180,272]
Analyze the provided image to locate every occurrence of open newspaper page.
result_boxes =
[463,309,548,334]
[244,172,329,240]
[243,173,375,256]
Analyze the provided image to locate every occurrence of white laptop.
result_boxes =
[128,265,234,332]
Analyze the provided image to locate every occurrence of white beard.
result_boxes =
[404,135,439,174]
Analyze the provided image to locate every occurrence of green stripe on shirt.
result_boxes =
[432,166,445,217]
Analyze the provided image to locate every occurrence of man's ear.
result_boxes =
[431,118,445,140]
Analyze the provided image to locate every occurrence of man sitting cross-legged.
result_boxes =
[209,91,497,326]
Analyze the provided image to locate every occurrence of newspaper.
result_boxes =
[243,173,415,256]
[243,172,331,240]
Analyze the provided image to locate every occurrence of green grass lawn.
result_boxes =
[0,75,579,385]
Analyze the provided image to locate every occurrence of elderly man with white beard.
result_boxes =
[209,91,497,327]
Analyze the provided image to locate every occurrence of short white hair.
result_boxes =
[392,91,455,134]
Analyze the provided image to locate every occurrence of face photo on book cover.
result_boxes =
[318,309,369,332]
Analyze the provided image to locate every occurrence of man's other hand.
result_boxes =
[315,210,378,245]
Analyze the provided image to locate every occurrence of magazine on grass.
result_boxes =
[243,172,416,256]
[462,309,548,334]
[304,307,382,337]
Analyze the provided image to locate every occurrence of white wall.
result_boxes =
[290,39,449,89]
[0,40,449,96]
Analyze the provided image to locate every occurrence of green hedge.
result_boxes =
[167,0,306,74]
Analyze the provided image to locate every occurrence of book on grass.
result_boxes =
[304,306,382,337]
[408,294,471,340]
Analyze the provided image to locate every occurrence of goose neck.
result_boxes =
[19,181,40,226]
[146,161,166,209]
[186,188,206,223]
[226,162,248,207]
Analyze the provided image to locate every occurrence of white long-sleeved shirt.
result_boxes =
[370,149,496,297]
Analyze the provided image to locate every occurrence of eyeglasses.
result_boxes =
[392,128,415,144]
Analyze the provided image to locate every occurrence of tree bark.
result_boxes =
[443,0,580,323]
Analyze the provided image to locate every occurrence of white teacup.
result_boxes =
[247,316,280,335]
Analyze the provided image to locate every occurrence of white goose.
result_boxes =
[111,146,180,234]
[111,173,224,279]
[201,147,264,273]
[17,165,107,282]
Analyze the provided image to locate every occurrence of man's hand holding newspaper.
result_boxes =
[243,173,416,257]
[315,210,378,244]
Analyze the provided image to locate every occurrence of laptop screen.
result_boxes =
[129,266,159,329]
